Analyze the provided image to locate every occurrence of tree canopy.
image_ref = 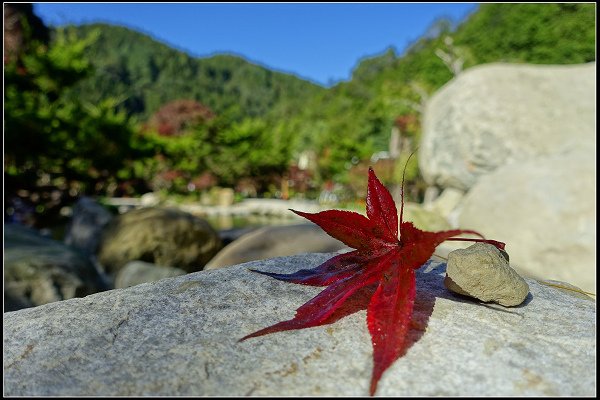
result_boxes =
[5,3,596,217]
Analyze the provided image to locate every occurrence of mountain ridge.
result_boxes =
[61,22,326,121]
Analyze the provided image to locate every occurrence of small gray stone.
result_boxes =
[445,243,529,306]
[115,261,187,288]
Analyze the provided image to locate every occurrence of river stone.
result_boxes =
[204,223,347,270]
[457,149,595,293]
[444,243,529,307]
[4,223,109,312]
[205,206,449,271]
[114,261,187,289]
[419,62,595,190]
[218,226,259,246]
[63,197,114,255]
[97,207,221,274]
[3,254,595,396]
[422,187,465,225]
[402,202,452,232]
[140,192,160,207]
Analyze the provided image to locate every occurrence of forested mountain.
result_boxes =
[279,3,596,181]
[63,24,326,122]
[62,4,595,170]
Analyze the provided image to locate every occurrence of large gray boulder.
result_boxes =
[97,207,221,274]
[204,223,347,270]
[456,149,595,293]
[4,224,109,312]
[419,62,595,190]
[3,253,595,396]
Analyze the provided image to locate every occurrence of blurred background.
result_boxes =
[4,3,596,310]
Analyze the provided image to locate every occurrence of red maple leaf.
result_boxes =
[240,166,505,395]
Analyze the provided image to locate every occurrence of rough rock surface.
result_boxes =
[204,224,347,270]
[4,253,595,396]
[457,149,595,293]
[114,261,187,289]
[4,223,109,312]
[444,243,529,307]
[536,279,594,301]
[97,207,221,274]
[63,197,114,255]
[419,62,595,190]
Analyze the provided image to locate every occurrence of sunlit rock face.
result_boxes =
[419,62,595,190]
[4,253,595,396]
[419,61,595,293]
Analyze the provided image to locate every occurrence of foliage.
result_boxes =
[6,3,596,212]
[206,117,291,187]
[275,3,596,196]
[453,3,596,65]
[4,27,137,197]
[144,99,215,136]
[135,116,291,193]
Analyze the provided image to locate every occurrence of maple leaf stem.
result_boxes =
[399,149,418,227]
[445,237,506,250]
[432,253,448,261]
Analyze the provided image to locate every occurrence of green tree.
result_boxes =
[5,26,137,198]
[454,3,596,65]
[206,117,291,187]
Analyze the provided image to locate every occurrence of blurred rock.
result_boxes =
[423,187,464,225]
[402,202,452,232]
[204,223,347,270]
[114,260,187,289]
[63,197,114,255]
[217,226,260,246]
[418,61,595,294]
[420,62,595,190]
[140,192,160,207]
[4,223,109,312]
[216,188,235,207]
[97,207,221,274]
[457,150,595,293]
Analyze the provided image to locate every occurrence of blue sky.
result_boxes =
[34,3,478,86]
